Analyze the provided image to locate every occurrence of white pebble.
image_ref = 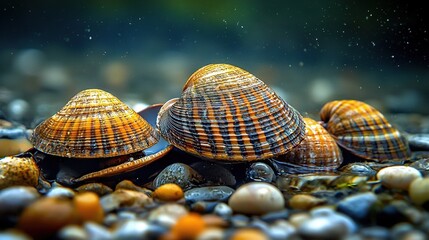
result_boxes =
[228,182,284,215]
[377,166,422,190]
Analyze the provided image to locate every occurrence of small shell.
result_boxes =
[320,100,410,162]
[157,63,305,161]
[32,89,159,158]
[274,117,343,171]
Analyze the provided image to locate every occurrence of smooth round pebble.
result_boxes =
[409,177,429,205]
[228,182,284,215]
[75,183,113,196]
[377,166,422,190]
[213,202,233,217]
[153,183,184,201]
[84,222,112,239]
[74,192,104,223]
[298,215,349,240]
[0,186,40,216]
[17,197,79,239]
[170,213,206,240]
[46,186,75,198]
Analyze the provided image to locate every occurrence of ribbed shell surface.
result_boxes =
[276,118,343,170]
[32,89,159,158]
[157,63,305,161]
[320,100,410,162]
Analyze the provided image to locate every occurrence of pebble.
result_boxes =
[0,156,40,189]
[246,162,275,182]
[337,192,378,222]
[112,219,150,240]
[169,213,206,239]
[228,182,284,215]
[152,163,204,190]
[84,222,113,239]
[17,197,79,239]
[46,186,76,198]
[100,189,153,212]
[73,192,104,223]
[298,215,350,240]
[115,179,152,195]
[185,186,234,204]
[230,228,268,240]
[289,194,325,210]
[408,177,429,206]
[57,225,88,240]
[310,207,358,234]
[147,203,188,227]
[376,166,422,190]
[197,227,224,240]
[213,202,233,217]
[153,183,184,201]
[268,220,298,240]
[0,186,40,216]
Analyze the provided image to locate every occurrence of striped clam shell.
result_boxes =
[156,63,306,161]
[275,117,343,171]
[32,89,159,158]
[320,100,411,162]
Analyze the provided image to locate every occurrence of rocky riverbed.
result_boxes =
[1,113,429,240]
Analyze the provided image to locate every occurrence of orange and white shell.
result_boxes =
[275,117,343,171]
[32,89,159,159]
[157,63,306,161]
[320,100,410,162]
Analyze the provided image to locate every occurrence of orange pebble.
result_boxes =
[171,213,206,239]
[153,183,184,201]
[18,197,79,239]
[73,192,104,223]
[231,228,268,240]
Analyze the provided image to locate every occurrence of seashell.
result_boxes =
[320,100,411,162]
[157,63,305,161]
[273,117,343,172]
[31,89,172,183]
[32,89,159,158]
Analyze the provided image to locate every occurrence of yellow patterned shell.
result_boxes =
[276,117,343,170]
[320,100,411,162]
[157,63,306,161]
[32,89,159,158]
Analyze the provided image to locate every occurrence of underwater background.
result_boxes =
[0,0,428,128]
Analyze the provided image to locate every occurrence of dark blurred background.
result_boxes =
[0,0,428,128]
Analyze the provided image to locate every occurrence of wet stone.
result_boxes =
[184,186,234,204]
[246,162,275,182]
[228,182,284,215]
[377,166,422,190]
[339,163,377,176]
[46,186,75,198]
[213,202,233,218]
[337,192,378,223]
[0,186,40,216]
[298,215,350,240]
[152,163,204,190]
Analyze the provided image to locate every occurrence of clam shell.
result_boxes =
[275,117,343,171]
[32,89,159,158]
[320,100,410,162]
[157,63,305,161]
